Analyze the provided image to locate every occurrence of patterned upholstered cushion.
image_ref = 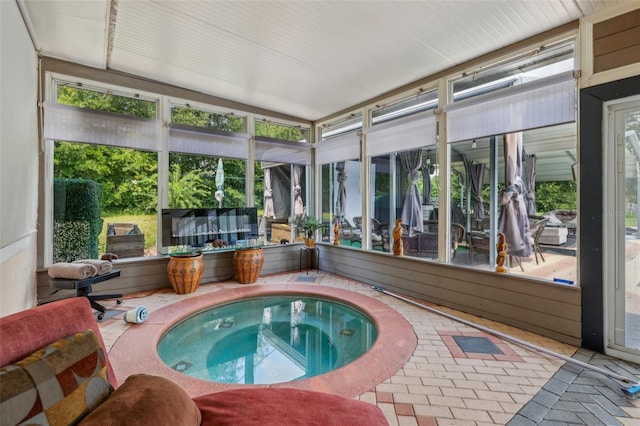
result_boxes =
[0,330,112,426]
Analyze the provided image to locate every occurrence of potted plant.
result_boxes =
[298,215,325,247]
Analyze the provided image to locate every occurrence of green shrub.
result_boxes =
[53,178,103,261]
[53,221,91,262]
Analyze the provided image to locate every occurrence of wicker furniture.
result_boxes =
[401,222,465,259]
[468,231,491,264]
[352,216,388,251]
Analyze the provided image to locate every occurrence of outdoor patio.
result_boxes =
[403,233,579,284]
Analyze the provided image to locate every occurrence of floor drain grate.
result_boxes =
[453,336,503,354]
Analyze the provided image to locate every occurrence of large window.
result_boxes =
[445,39,577,281]
[44,76,313,263]
[44,34,579,288]
[169,105,248,210]
[451,39,575,102]
[318,114,363,246]
[49,83,159,260]
[450,127,577,282]
[367,90,439,256]
[253,120,311,243]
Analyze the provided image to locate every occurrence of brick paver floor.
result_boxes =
[99,271,640,425]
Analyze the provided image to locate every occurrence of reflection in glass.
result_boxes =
[157,296,377,384]
[621,106,640,352]
[449,124,577,282]
[321,161,363,246]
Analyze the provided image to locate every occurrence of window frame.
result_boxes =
[42,73,311,265]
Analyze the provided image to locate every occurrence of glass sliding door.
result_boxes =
[605,96,640,363]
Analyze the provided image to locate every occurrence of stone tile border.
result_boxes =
[109,284,417,398]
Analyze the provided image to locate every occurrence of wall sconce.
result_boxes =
[471,140,477,148]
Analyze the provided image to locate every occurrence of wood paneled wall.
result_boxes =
[593,8,640,73]
[321,245,581,346]
[37,244,301,304]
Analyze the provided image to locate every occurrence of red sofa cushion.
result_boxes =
[193,387,388,426]
[0,298,116,389]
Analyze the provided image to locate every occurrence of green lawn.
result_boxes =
[99,214,157,253]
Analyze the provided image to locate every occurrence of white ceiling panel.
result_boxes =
[19,0,625,120]
[19,0,109,69]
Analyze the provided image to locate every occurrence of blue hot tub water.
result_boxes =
[157,296,378,385]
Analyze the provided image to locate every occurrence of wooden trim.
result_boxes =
[592,8,640,39]
[594,45,640,74]
[592,9,640,74]
[593,26,640,56]
[580,4,640,89]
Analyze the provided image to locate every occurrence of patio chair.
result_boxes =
[468,231,490,265]
[378,222,391,252]
[402,222,464,259]
[471,216,491,232]
[528,215,549,265]
[353,216,387,250]
[507,216,549,271]
[451,223,465,258]
[335,217,358,245]
[467,230,524,270]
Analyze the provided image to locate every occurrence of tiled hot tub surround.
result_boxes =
[110,284,417,398]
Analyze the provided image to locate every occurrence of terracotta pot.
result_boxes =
[233,248,264,284]
[304,238,316,248]
[167,253,204,294]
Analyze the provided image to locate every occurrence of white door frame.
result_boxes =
[603,94,640,364]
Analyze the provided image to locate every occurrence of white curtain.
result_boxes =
[44,102,162,151]
[255,137,311,165]
[168,123,249,159]
[445,71,576,143]
[366,110,437,157]
[316,133,360,165]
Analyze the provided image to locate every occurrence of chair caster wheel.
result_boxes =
[97,313,104,321]
[116,299,122,304]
